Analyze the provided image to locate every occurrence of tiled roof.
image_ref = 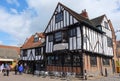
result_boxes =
[59,3,93,27]
[0,45,20,59]
[45,3,103,33]
[90,15,105,27]
[21,32,45,49]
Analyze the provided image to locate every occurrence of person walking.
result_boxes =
[18,64,24,75]
[0,63,4,73]
[14,64,18,75]
[5,63,10,76]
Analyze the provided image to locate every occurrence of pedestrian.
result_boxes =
[0,63,4,73]
[18,64,24,74]
[32,63,36,75]
[14,64,18,75]
[5,63,10,76]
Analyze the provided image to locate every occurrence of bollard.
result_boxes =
[84,70,87,80]
[105,68,108,77]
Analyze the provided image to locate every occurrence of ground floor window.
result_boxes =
[47,56,54,65]
[102,58,110,66]
[73,55,81,66]
[90,56,97,66]
[64,55,71,66]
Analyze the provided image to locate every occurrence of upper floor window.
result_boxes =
[104,21,109,29]
[55,32,62,42]
[23,50,27,56]
[55,12,63,23]
[34,34,39,42]
[34,37,39,42]
[48,35,53,42]
[69,28,76,37]
[35,48,41,56]
[107,37,113,47]
[90,56,97,67]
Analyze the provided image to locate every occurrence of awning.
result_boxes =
[0,58,14,61]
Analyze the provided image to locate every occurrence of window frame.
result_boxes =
[55,31,62,43]
[23,50,27,57]
[55,11,63,23]
[102,58,110,66]
[104,21,109,29]
[69,28,77,37]
[90,56,97,67]
[73,55,81,67]
[35,48,41,56]
[48,35,53,42]
[107,37,113,47]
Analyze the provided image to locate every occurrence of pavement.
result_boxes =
[0,71,120,81]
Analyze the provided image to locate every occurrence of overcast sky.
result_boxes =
[0,0,120,46]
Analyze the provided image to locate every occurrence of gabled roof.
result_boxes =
[90,15,105,27]
[21,33,45,49]
[44,2,103,33]
[59,3,93,26]
[0,45,20,59]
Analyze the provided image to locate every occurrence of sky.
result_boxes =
[0,0,120,46]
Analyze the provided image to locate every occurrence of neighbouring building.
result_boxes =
[116,41,120,65]
[20,33,45,74]
[0,45,20,68]
[44,3,115,77]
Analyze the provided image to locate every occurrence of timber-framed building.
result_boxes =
[20,33,45,73]
[44,3,114,76]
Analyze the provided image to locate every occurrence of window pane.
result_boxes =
[90,56,97,66]
[35,48,41,56]
[103,58,110,66]
[107,37,112,47]
[55,12,63,23]
[104,21,109,29]
[55,32,62,42]
[48,35,53,42]
[34,37,39,42]
[73,55,81,66]
[69,28,76,37]
[23,50,27,56]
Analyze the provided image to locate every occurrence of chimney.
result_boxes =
[80,9,89,19]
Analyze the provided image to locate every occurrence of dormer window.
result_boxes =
[104,21,109,29]
[55,12,63,23]
[34,34,39,42]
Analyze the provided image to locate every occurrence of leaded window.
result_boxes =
[69,28,76,37]
[55,32,62,42]
[73,55,81,66]
[104,21,109,29]
[90,56,97,66]
[23,50,27,56]
[35,48,41,56]
[47,56,54,65]
[55,12,63,23]
[48,35,53,42]
[64,55,71,66]
[103,58,110,66]
[107,37,113,47]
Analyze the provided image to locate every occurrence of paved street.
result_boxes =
[0,72,120,81]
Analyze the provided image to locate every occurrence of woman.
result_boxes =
[18,64,24,74]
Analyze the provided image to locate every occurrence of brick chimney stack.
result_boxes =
[80,9,89,19]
